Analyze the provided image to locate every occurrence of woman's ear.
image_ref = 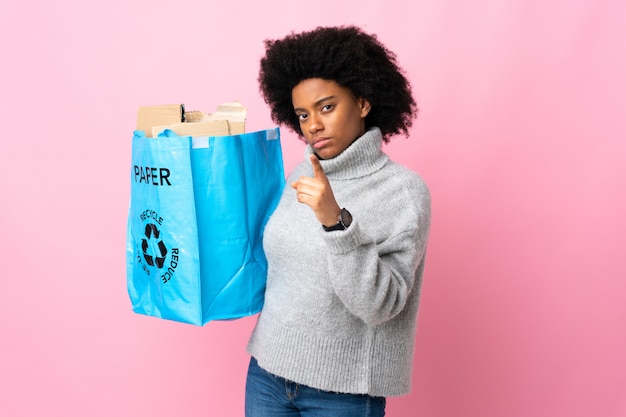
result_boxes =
[359,98,372,118]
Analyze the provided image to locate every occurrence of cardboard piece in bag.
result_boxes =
[202,101,247,135]
[136,104,184,138]
[161,101,247,136]
[151,119,231,138]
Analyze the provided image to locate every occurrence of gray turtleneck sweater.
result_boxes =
[247,127,431,397]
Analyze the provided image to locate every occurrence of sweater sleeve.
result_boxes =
[321,185,431,326]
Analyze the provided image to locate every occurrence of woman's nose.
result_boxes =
[308,113,323,134]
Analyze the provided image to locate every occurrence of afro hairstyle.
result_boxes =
[258,26,417,143]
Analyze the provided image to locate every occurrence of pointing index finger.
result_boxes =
[310,154,326,179]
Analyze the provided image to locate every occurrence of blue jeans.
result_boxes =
[245,357,386,417]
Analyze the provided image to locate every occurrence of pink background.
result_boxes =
[1,1,624,416]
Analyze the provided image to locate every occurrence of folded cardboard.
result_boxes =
[151,120,230,138]
[137,101,247,138]
[202,101,247,135]
[136,104,184,138]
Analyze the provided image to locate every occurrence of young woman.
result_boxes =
[245,26,431,417]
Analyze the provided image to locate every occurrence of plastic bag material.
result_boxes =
[126,127,284,325]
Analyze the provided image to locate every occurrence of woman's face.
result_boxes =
[292,78,371,159]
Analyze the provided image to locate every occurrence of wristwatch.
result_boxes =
[322,208,353,232]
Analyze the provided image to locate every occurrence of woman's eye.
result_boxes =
[297,113,308,122]
[321,104,333,112]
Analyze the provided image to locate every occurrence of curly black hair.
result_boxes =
[258,26,417,143]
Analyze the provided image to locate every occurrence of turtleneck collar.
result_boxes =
[304,127,389,180]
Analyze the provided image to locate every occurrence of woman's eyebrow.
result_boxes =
[294,96,337,112]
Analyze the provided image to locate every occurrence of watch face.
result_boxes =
[340,208,353,227]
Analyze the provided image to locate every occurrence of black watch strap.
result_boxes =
[322,208,352,232]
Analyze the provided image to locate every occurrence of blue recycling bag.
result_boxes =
[126,127,284,325]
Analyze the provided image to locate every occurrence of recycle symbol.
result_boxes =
[141,223,168,268]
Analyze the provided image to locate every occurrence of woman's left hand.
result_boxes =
[291,154,341,227]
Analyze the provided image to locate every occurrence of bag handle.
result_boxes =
[157,129,181,139]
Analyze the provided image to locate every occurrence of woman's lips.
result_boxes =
[312,138,331,149]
